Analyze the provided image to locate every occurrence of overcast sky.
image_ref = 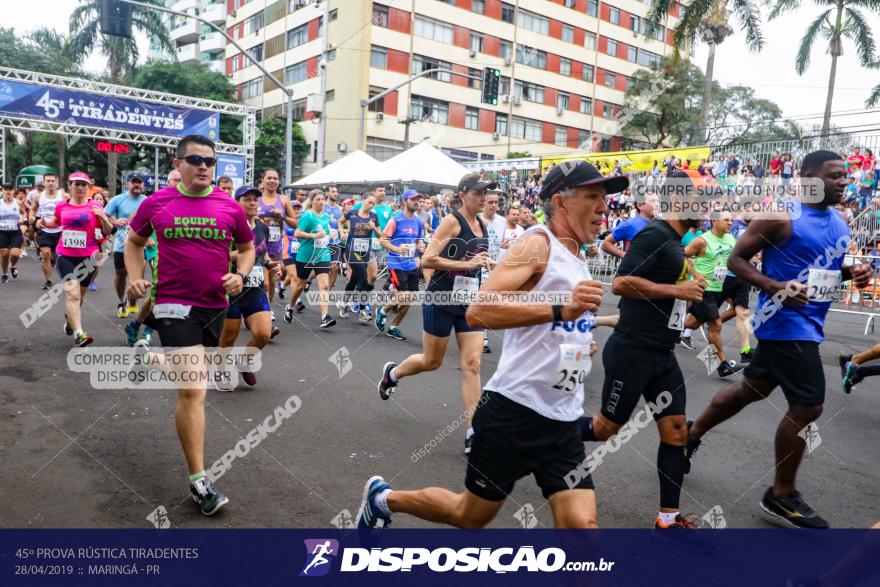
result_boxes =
[12,0,880,135]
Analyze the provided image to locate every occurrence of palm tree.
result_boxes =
[648,0,764,143]
[68,0,174,84]
[770,0,879,135]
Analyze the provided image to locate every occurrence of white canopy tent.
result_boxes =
[290,150,383,188]
[376,142,471,192]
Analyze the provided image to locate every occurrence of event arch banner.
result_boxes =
[542,145,710,174]
[0,79,220,140]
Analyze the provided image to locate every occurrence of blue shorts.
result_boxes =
[422,303,482,338]
[226,287,271,320]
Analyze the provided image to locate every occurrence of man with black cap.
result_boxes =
[356,163,611,529]
[577,170,708,541]
[105,174,148,319]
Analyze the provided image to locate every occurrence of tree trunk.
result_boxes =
[107,151,118,196]
[700,42,716,144]
[823,6,844,136]
[56,136,66,181]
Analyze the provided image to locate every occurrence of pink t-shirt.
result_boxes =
[130,185,254,308]
[54,200,100,257]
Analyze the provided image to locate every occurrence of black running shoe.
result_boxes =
[483,338,491,353]
[684,420,700,474]
[320,315,336,329]
[759,487,829,529]
[295,299,305,313]
[63,320,74,336]
[740,349,754,363]
[283,305,294,324]
[0,274,7,284]
[378,361,397,400]
[42,280,52,290]
[271,325,281,338]
[717,361,744,379]
[10,266,17,279]
[679,335,695,350]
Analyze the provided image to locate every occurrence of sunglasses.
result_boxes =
[182,155,216,167]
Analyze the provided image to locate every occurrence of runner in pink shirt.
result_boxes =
[36,171,112,347]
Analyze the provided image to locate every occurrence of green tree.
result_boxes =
[770,0,879,134]
[255,117,310,179]
[648,0,764,142]
[506,151,531,159]
[68,0,173,84]
[131,60,235,101]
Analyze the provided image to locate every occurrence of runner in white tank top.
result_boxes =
[356,162,625,530]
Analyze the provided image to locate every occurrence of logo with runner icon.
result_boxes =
[300,538,339,577]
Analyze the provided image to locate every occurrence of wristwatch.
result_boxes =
[236,271,248,283]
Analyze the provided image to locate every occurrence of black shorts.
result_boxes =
[389,268,420,292]
[294,260,330,280]
[329,244,343,264]
[147,305,226,348]
[56,255,97,287]
[283,258,296,267]
[600,334,686,425]
[422,303,482,337]
[689,291,721,323]
[465,390,594,501]
[720,275,750,309]
[0,230,22,249]
[36,230,61,251]
[113,251,127,270]
[743,340,824,405]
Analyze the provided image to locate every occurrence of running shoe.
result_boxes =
[483,338,491,353]
[320,315,336,329]
[128,303,137,315]
[717,361,744,378]
[74,332,93,347]
[141,327,155,346]
[10,266,17,279]
[652,513,713,553]
[377,361,397,400]
[679,335,695,350]
[0,274,7,284]
[839,353,860,394]
[337,301,349,319]
[283,305,294,323]
[684,420,700,474]
[63,320,74,336]
[352,303,361,314]
[277,283,286,300]
[375,308,387,332]
[241,371,257,387]
[42,280,52,290]
[386,326,406,340]
[116,302,128,319]
[356,475,393,529]
[88,280,97,291]
[190,476,229,516]
[759,487,829,529]
[304,279,312,292]
[271,325,281,338]
[295,299,305,313]
[740,349,754,363]
[358,310,371,324]
[212,370,235,392]
[125,320,140,347]
[364,304,373,317]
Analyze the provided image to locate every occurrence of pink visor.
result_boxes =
[69,171,91,183]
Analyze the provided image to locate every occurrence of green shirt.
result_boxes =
[295,210,332,264]
[693,230,736,292]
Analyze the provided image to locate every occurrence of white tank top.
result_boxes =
[37,193,63,233]
[0,199,20,231]
[484,224,595,422]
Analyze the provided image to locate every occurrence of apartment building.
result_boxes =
[225,0,682,177]
[151,0,228,74]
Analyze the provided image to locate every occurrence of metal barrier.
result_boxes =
[585,241,621,285]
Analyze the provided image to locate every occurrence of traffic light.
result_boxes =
[481,67,500,106]
[100,0,132,39]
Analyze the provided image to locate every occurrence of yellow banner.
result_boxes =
[542,146,711,174]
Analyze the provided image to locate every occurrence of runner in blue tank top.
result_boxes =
[687,151,873,529]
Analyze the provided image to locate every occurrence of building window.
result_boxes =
[635,48,662,68]
[468,67,482,90]
[495,113,508,135]
[246,11,264,34]
[499,75,510,96]
[580,97,592,114]
[625,77,634,92]
[370,46,387,69]
[469,32,483,54]
[627,45,637,62]
[578,129,589,146]
[564,0,576,7]
[511,117,542,142]
[290,0,308,11]
[472,0,485,15]
[604,71,617,88]
[585,31,596,50]
[411,95,449,124]
[368,87,386,113]
[607,39,618,56]
[555,127,567,147]
[412,54,452,82]
[609,7,620,25]
[372,4,388,27]
[516,46,547,69]
[500,2,515,24]
[251,43,264,61]
[586,0,598,17]
[582,63,594,82]
[518,10,549,35]
[557,92,569,110]
[241,77,263,99]
[231,55,240,72]
[284,61,307,84]
[562,24,574,43]
[287,24,307,49]
[465,107,479,130]
[499,40,512,60]
[560,57,571,76]
[414,16,454,43]
[602,102,615,118]
[514,80,544,103]
[291,98,306,121]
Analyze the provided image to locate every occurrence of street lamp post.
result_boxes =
[119,0,295,185]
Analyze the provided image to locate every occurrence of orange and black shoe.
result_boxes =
[652,513,714,553]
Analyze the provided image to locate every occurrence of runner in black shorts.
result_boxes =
[0,183,24,283]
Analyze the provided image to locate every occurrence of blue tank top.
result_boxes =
[755,201,849,342]
[386,211,423,271]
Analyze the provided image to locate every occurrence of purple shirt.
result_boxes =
[130,185,253,308]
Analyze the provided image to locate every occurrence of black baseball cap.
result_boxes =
[539,161,629,200]
[234,185,261,200]
[457,173,497,193]
[128,174,145,183]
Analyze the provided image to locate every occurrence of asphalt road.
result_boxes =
[1,253,879,530]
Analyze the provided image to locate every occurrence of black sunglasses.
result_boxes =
[182,155,216,167]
